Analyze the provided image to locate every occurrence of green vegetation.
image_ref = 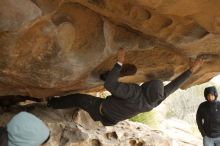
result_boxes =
[130,110,159,127]
[165,109,176,118]
[191,125,201,137]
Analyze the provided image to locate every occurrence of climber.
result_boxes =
[47,48,203,126]
[0,111,50,146]
[196,86,220,146]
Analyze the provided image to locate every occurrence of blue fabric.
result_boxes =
[7,112,49,146]
[203,136,220,146]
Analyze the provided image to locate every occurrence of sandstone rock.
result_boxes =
[0,0,219,98]
[0,0,41,31]
[1,104,202,146]
[159,118,202,146]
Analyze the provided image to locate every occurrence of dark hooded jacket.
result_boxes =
[102,63,192,123]
[196,86,220,138]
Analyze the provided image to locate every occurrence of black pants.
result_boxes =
[47,93,115,126]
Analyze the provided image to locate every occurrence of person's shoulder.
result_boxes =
[198,101,207,108]
[199,101,206,105]
[215,100,220,104]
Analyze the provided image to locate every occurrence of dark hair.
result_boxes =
[204,86,218,100]
[41,134,50,145]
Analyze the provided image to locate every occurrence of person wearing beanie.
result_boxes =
[47,48,203,126]
[197,86,220,146]
[0,111,50,146]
